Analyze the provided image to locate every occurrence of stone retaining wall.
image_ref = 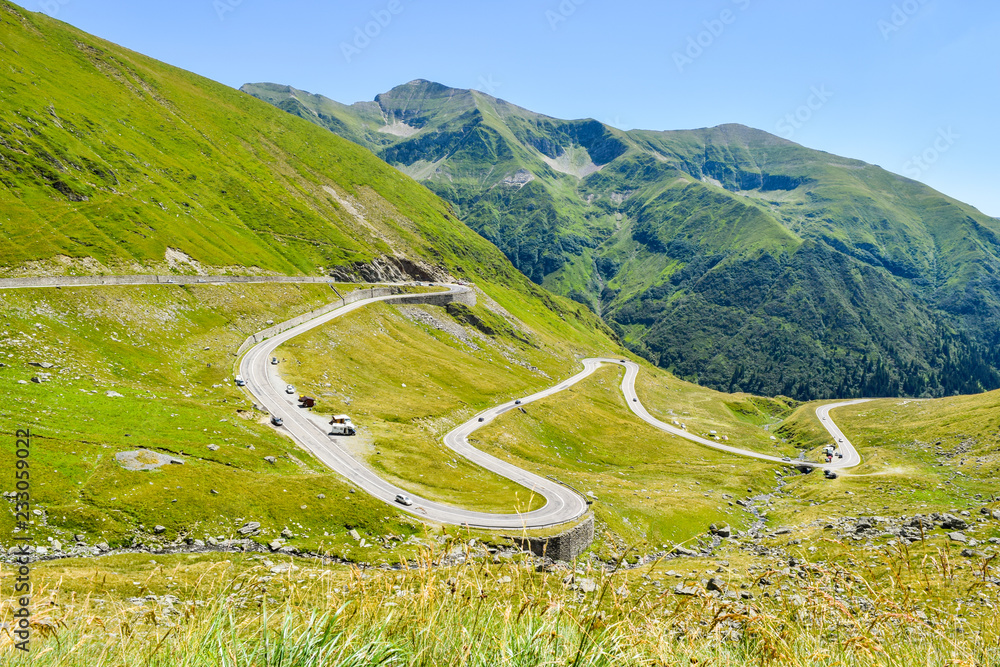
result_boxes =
[510,514,595,562]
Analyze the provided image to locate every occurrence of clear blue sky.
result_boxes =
[32,0,1000,216]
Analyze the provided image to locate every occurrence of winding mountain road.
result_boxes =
[239,282,868,529]
[2,275,868,529]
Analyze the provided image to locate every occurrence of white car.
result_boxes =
[271,357,279,365]
[285,384,295,394]
[394,494,413,506]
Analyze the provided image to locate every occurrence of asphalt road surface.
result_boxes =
[1,276,868,528]
[239,283,591,529]
[242,292,868,529]
[814,400,871,468]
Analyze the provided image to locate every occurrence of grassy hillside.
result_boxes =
[0,2,617,362]
[0,0,641,564]
[6,513,1000,665]
[244,80,1000,401]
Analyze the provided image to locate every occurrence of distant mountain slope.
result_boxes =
[243,80,1000,400]
[0,4,615,353]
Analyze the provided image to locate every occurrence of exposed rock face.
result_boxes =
[329,256,449,283]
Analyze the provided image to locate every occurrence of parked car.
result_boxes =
[271,357,279,365]
[234,375,245,387]
[271,416,283,426]
[394,494,413,506]
[285,384,295,394]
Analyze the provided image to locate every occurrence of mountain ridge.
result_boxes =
[243,79,1000,400]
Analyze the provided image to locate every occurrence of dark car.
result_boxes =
[271,416,283,427]
[478,417,485,422]
[514,399,522,405]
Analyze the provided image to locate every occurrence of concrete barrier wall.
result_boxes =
[510,514,595,562]
[0,275,338,289]
[386,289,477,309]
[234,286,476,358]
[234,286,401,357]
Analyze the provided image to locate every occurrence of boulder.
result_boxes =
[264,456,277,464]
[238,521,261,535]
[672,545,698,557]
[707,577,726,592]
[939,514,968,530]
[207,444,220,451]
[153,526,166,534]
[710,524,732,538]
[948,532,968,543]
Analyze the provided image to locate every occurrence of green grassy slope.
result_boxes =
[0,283,435,560]
[0,3,605,349]
[0,2,626,554]
[244,80,1000,401]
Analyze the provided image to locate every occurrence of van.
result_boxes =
[329,423,356,436]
